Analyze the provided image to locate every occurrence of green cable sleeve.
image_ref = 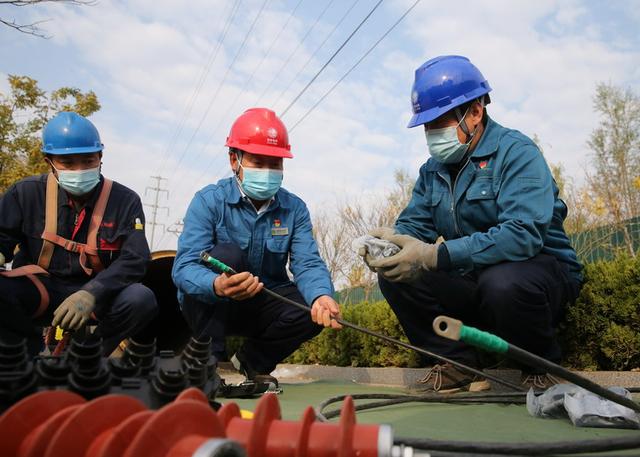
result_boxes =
[201,253,235,274]
[459,325,509,354]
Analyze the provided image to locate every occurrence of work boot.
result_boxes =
[417,363,478,392]
[521,373,562,390]
[231,351,279,387]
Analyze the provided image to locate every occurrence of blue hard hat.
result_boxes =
[407,55,492,128]
[41,111,104,155]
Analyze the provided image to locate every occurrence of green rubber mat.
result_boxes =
[226,380,639,444]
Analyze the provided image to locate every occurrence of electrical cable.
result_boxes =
[199,253,523,392]
[253,0,337,107]
[154,0,241,177]
[168,0,305,201]
[280,0,384,117]
[395,435,640,456]
[170,0,268,174]
[271,0,361,110]
[289,0,422,132]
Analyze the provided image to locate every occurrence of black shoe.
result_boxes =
[231,351,279,387]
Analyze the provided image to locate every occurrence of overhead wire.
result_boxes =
[289,0,422,132]
[252,0,337,107]
[279,0,385,117]
[271,0,361,111]
[170,0,309,204]
[154,0,241,177]
[169,0,269,175]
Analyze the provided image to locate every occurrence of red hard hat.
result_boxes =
[225,108,293,158]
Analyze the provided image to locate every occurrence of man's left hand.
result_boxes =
[52,290,96,331]
[368,233,439,283]
[311,295,343,329]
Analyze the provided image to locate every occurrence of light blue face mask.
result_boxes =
[424,104,481,164]
[239,165,283,200]
[54,165,101,196]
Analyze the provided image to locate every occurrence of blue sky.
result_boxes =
[1,0,639,250]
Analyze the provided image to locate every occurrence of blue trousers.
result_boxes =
[180,243,322,374]
[0,275,157,356]
[378,254,581,368]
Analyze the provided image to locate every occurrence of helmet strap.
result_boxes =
[455,97,485,144]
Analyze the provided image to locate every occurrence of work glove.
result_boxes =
[52,290,96,331]
[311,295,343,329]
[358,227,396,271]
[368,233,439,283]
[0,252,4,267]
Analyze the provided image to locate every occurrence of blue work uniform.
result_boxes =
[172,177,333,373]
[0,174,157,355]
[379,117,583,367]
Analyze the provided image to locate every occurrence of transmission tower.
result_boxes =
[144,176,169,250]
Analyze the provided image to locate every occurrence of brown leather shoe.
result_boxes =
[417,363,478,392]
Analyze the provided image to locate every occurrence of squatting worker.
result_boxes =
[361,56,583,391]
[172,107,341,386]
[0,112,157,356]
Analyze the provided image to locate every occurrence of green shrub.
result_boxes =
[561,253,640,370]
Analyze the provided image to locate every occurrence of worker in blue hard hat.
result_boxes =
[361,55,583,391]
[0,111,157,356]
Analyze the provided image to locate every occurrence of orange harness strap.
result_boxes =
[0,264,50,317]
[37,174,113,276]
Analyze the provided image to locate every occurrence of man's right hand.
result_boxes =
[214,271,263,300]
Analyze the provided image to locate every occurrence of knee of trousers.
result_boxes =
[208,243,250,273]
[120,283,159,322]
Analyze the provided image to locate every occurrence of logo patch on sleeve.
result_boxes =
[134,217,144,230]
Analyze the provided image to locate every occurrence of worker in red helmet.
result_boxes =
[173,108,341,386]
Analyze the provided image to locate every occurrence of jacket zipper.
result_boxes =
[449,159,470,237]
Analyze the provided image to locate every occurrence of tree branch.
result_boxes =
[0,0,96,38]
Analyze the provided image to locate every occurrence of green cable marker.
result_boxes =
[433,315,640,413]
[200,251,237,275]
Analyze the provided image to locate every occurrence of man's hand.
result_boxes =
[0,252,5,267]
[368,233,439,283]
[358,227,396,271]
[214,272,263,300]
[52,290,96,330]
[311,295,342,329]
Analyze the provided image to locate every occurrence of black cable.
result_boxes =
[200,252,523,392]
[316,392,527,421]
[280,0,385,117]
[395,435,640,456]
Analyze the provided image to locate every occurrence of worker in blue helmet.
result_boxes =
[0,112,157,356]
[361,55,583,391]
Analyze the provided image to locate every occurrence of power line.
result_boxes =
[289,0,422,132]
[279,0,385,117]
[252,0,336,107]
[169,0,268,174]
[272,0,361,110]
[155,0,241,176]
[178,0,306,188]
[144,176,170,251]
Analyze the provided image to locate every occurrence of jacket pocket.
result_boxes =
[263,237,290,281]
[466,179,496,200]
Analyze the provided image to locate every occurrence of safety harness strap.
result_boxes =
[0,265,50,317]
[37,173,58,271]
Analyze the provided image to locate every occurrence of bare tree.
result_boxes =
[586,82,640,256]
[0,0,96,38]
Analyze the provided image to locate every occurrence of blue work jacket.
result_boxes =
[172,177,334,306]
[396,117,583,284]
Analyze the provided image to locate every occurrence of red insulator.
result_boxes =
[45,395,147,457]
[123,399,225,457]
[0,390,85,457]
